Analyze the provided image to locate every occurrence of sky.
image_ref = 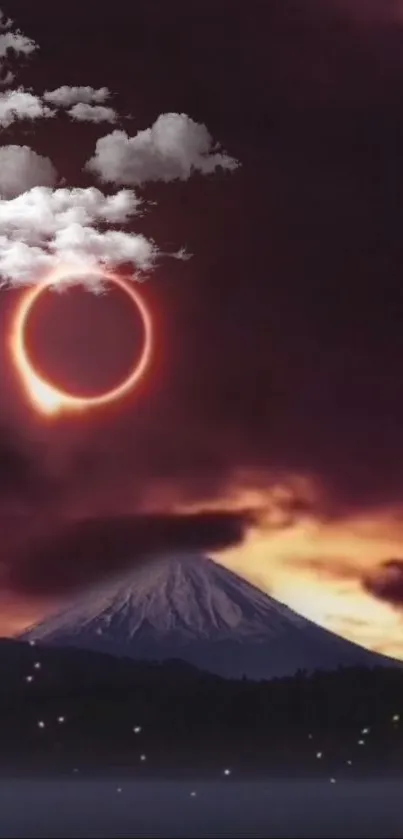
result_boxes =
[1,0,403,659]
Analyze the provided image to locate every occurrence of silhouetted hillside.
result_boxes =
[0,639,402,779]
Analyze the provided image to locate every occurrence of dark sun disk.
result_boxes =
[23,280,146,399]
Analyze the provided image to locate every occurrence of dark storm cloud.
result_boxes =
[363,560,403,608]
[7,509,254,596]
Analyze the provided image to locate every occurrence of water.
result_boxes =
[0,779,401,838]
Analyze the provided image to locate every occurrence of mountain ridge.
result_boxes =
[20,552,402,679]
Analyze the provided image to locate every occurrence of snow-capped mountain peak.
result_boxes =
[20,553,402,680]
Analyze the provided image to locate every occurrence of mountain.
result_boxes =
[19,553,402,679]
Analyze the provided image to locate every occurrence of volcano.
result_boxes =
[19,554,401,679]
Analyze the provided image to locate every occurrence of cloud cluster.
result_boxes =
[0,146,57,198]
[86,113,239,186]
[0,186,155,284]
[0,14,37,85]
[0,9,238,289]
[0,87,53,128]
[0,29,37,64]
[43,85,110,107]
[7,510,253,596]
[68,103,118,124]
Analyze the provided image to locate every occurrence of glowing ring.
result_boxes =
[10,266,153,417]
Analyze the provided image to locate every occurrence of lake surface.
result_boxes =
[0,779,401,838]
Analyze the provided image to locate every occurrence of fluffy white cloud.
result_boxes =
[0,237,53,281]
[0,186,155,286]
[52,224,156,270]
[0,146,57,197]
[0,186,142,237]
[86,113,239,186]
[0,88,54,127]
[43,85,110,108]
[68,103,117,123]
[0,30,37,60]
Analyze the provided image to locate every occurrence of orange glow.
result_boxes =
[152,475,403,661]
[9,266,153,417]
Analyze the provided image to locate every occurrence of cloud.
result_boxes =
[86,113,239,186]
[0,10,13,31]
[0,146,57,198]
[7,509,254,596]
[0,88,53,128]
[68,103,118,124]
[43,85,110,108]
[363,559,403,608]
[0,13,237,291]
[0,11,37,85]
[0,30,37,61]
[0,186,156,285]
[0,186,142,236]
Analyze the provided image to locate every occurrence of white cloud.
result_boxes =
[0,186,155,286]
[68,103,117,124]
[0,146,57,197]
[0,237,53,281]
[86,112,239,186]
[0,88,54,127]
[0,30,37,60]
[0,186,142,237]
[52,224,156,271]
[43,85,110,108]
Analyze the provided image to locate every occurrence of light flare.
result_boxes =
[9,265,153,417]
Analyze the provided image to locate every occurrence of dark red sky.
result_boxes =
[2,0,403,636]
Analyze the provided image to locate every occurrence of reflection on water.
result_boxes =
[0,779,402,838]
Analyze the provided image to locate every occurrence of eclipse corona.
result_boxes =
[10,267,153,417]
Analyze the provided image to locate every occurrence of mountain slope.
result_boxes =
[19,553,402,679]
